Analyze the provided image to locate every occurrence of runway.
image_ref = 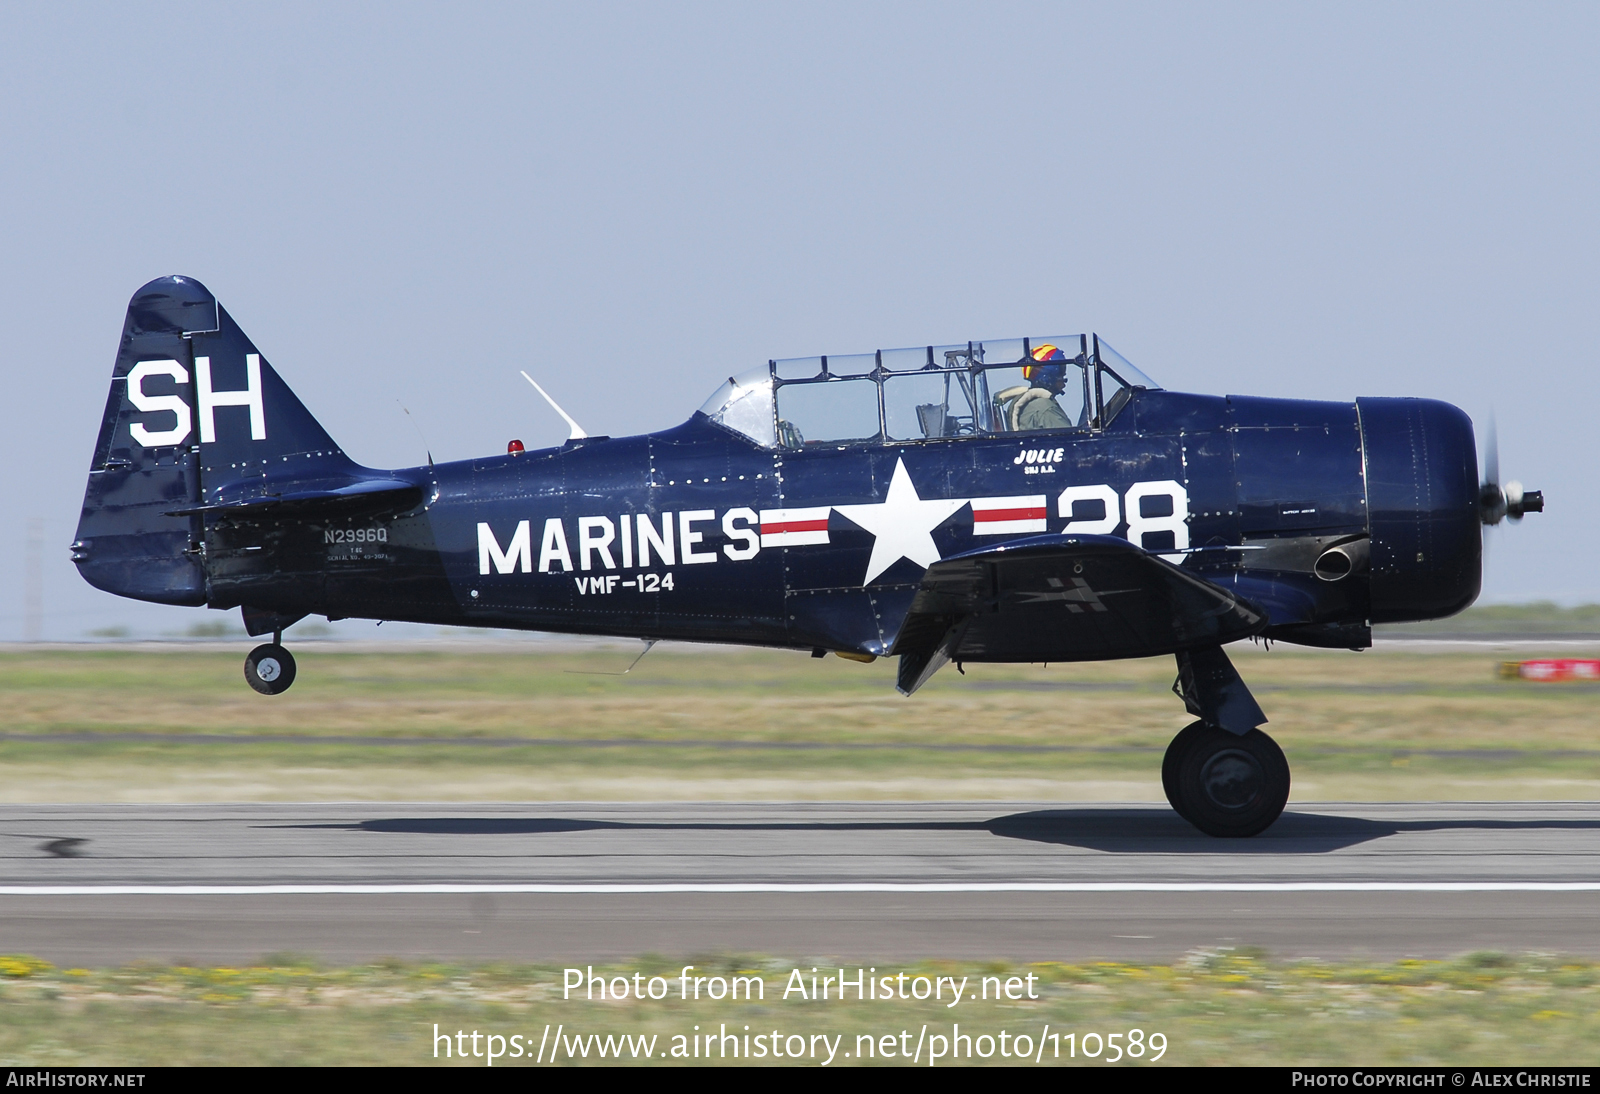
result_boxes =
[2,802,1598,964]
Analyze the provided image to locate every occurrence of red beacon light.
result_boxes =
[507,439,525,455]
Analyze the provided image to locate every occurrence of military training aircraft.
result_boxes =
[74,276,1544,837]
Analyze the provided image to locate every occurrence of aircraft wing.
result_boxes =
[891,533,1268,695]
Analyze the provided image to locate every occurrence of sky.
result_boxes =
[2,2,1596,640]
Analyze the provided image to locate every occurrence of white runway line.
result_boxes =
[3,882,1600,895]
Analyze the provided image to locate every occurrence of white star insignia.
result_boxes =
[833,458,967,585]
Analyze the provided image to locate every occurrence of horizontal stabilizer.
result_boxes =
[891,533,1268,694]
[166,477,421,517]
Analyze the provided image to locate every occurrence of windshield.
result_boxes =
[698,367,776,447]
[1093,337,1161,390]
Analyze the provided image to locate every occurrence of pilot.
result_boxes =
[1005,344,1073,432]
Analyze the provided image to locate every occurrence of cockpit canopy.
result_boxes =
[698,334,1160,449]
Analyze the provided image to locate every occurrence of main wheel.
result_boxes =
[1172,725,1290,838]
[1161,721,1209,822]
[244,643,296,695]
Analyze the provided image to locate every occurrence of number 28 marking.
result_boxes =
[1058,479,1189,562]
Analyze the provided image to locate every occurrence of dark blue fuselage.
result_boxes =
[198,389,1479,657]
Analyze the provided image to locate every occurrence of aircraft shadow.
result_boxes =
[278,810,1600,854]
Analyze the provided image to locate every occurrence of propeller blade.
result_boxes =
[1479,411,1506,525]
[1484,411,1499,490]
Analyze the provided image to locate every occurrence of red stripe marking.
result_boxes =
[974,507,1046,523]
[761,519,830,534]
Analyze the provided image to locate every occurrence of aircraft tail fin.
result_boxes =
[73,276,356,606]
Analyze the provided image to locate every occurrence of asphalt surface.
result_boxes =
[2,801,1599,964]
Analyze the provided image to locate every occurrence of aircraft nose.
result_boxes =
[1358,397,1482,623]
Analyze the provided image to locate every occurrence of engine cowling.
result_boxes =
[1357,397,1482,624]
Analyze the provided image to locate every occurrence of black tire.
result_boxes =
[1173,725,1290,838]
[1161,721,1209,822]
[244,643,296,695]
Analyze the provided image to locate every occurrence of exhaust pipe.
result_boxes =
[1313,537,1370,583]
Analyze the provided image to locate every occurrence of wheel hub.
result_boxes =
[1199,749,1264,811]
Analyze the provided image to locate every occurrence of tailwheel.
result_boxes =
[244,643,296,695]
[1169,724,1290,838]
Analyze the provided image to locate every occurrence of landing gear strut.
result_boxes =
[1164,645,1289,837]
[244,630,297,695]
[1162,721,1289,837]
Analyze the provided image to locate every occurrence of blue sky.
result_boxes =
[3,3,1595,638]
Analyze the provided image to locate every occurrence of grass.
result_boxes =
[1,644,1599,801]
[0,951,1596,1066]
[1382,602,1600,635]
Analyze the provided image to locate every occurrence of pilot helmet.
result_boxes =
[1022,343,1067,388]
